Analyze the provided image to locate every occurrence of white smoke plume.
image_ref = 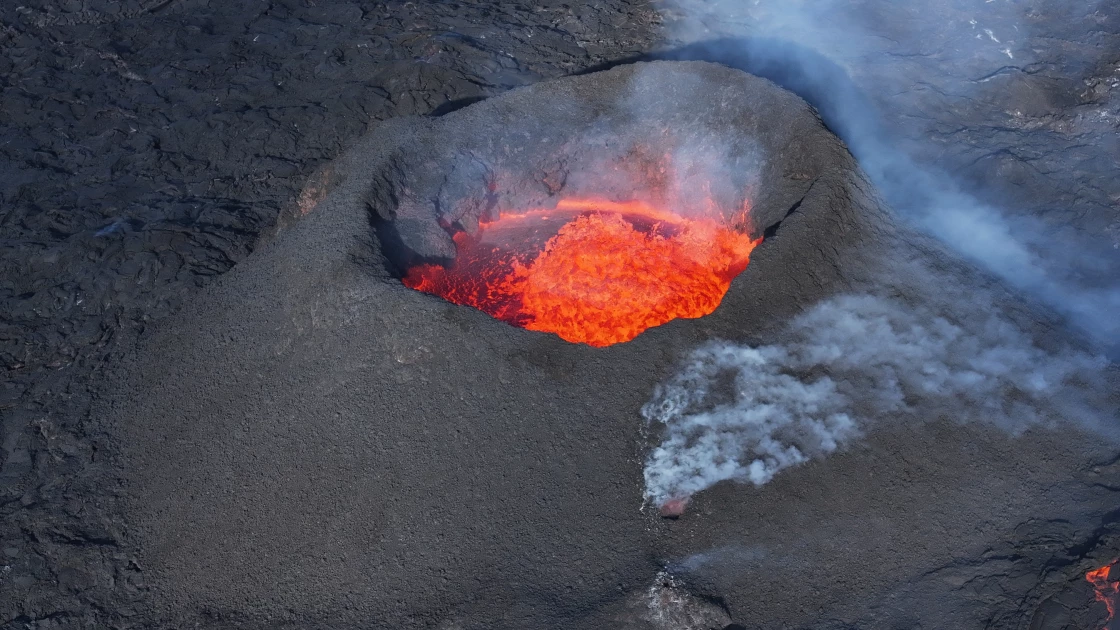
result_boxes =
[642,295,1109,506]
[652,0,1120,353]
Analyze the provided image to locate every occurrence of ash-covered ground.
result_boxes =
[1,1,1119,629]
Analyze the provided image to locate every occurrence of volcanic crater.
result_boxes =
[365,62,833,349]
[96,60,1117,630]
[376,139,768,347]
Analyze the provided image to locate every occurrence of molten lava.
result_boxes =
[1088,561,1120,628]
[403,198,759,347]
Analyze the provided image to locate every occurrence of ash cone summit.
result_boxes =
[100,61,1114,629]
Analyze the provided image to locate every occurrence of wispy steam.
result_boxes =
[655,0,1120,353]
[642,295,1108,505]
[667,544,769,576]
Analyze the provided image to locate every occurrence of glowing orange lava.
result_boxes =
[1088,561,1120,628]
[403,197,759,347]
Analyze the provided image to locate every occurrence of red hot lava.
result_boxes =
[403,197,759,347]
[1088,561,1120,628]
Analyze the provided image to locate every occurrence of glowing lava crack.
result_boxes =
[403,198,760,346]
[1088,562,1120,628]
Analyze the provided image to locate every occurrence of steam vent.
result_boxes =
[101,62,1120,629]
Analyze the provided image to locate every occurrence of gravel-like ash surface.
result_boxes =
[99,61,1116,629]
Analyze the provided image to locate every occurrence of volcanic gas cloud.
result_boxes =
[403,197,759,347]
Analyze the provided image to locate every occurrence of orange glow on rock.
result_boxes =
[659,497,690,518]
[1088,562,1120,628]
[403,197,759,347]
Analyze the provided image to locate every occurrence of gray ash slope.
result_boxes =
[98,61,1117,629]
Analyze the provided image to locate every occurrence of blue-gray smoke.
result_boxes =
[654,0,1120,355]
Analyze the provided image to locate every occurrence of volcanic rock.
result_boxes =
[93,60,1116,630]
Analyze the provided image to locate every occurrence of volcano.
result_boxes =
[92,61,1119,630]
